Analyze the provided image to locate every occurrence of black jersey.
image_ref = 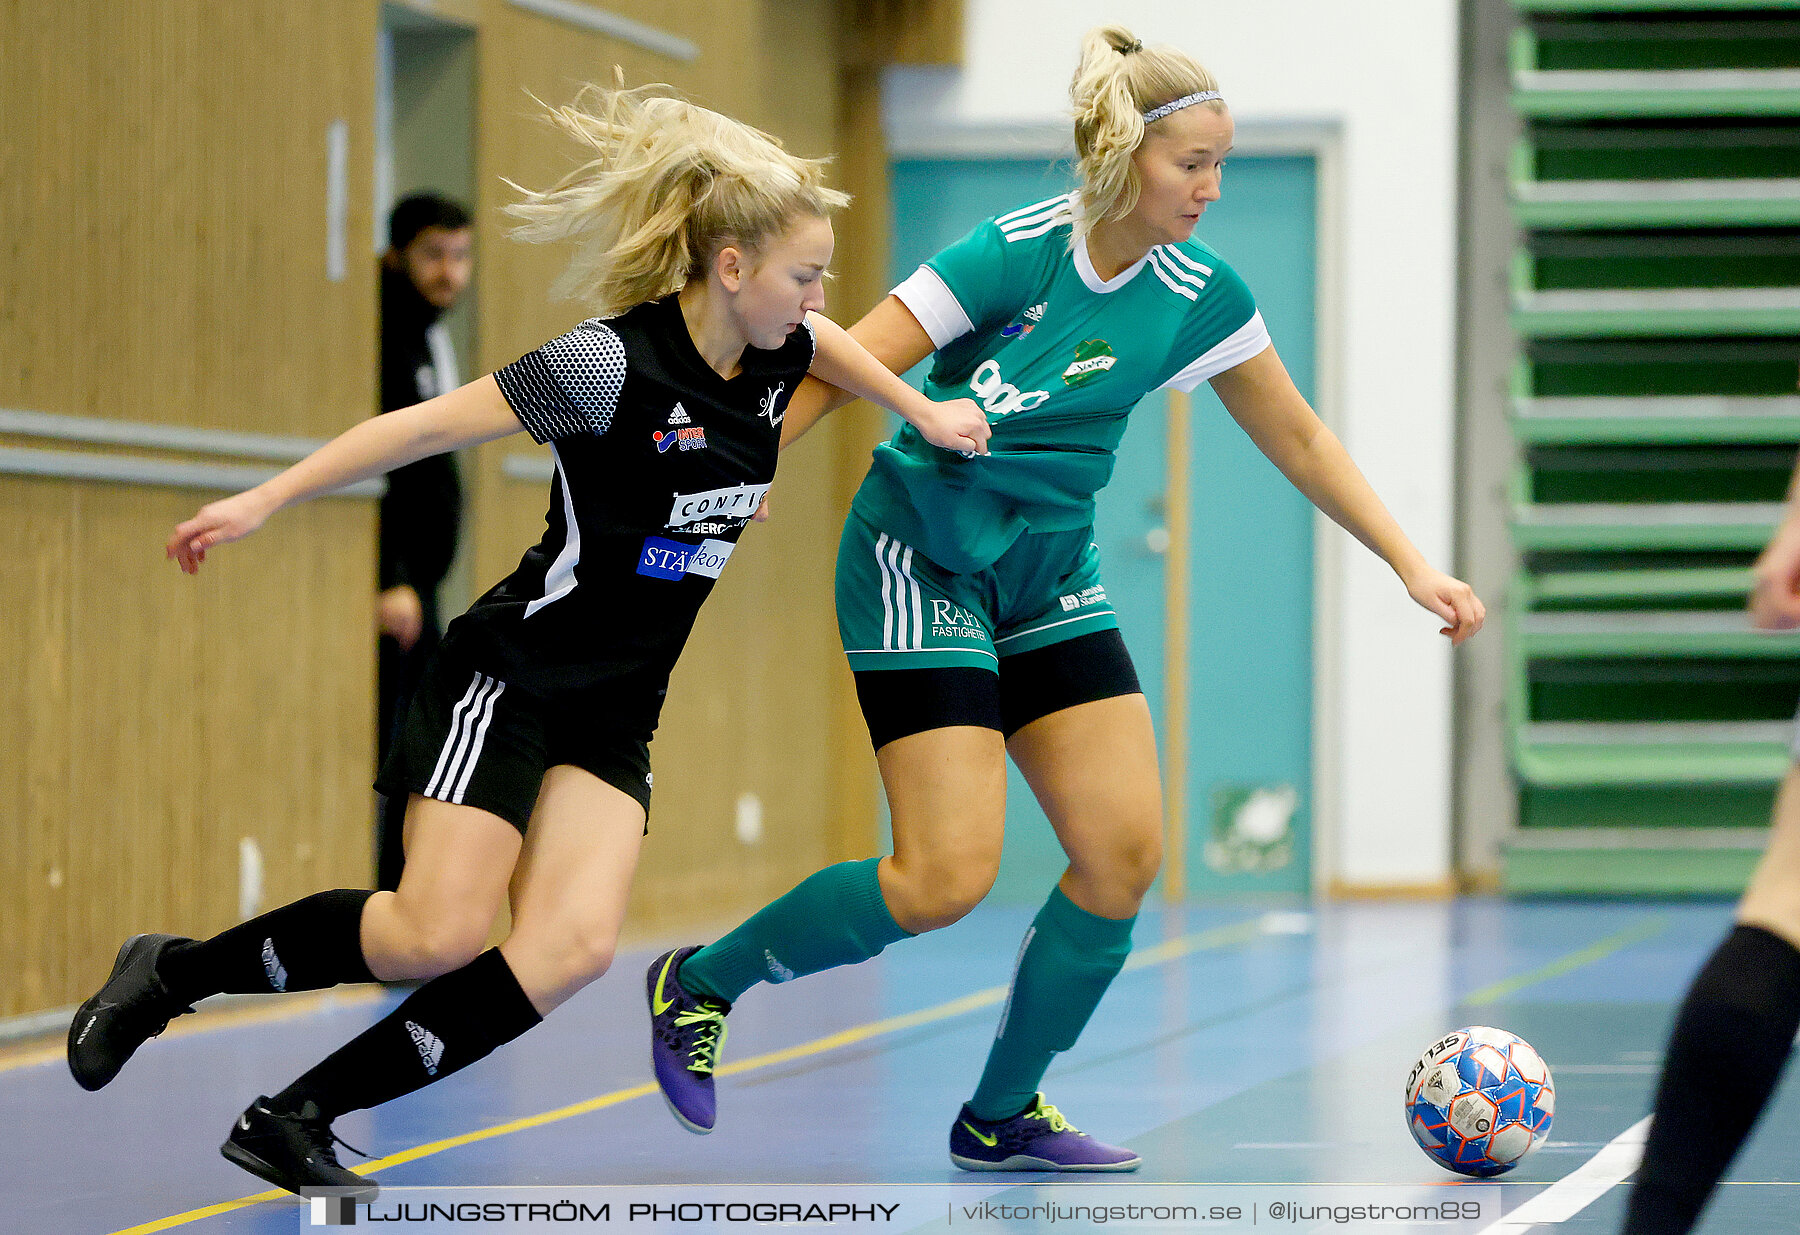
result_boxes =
[444,295,811,733]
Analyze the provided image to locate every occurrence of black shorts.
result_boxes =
[375,644,654,833]
[851,627,1143,751]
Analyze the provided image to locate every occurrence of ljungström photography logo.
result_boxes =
[310,1193,356,1225]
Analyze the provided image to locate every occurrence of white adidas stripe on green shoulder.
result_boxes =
[996,194,1075,242]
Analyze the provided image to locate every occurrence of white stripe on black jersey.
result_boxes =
[449,296,814,731]
[523,447,582,619]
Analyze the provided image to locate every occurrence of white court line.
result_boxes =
[1481,1026,1800,1229]
[1477,1116,1650,1232]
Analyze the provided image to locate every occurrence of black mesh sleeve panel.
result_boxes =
[493,320,627,443]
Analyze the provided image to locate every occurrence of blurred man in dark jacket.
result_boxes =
[377,193,473,892]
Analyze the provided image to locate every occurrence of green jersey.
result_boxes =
[853,192,1270,574]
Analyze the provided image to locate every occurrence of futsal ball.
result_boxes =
[1404,1026,1554,1177]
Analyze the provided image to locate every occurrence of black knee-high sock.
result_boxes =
[157,890,376,1003]
[1621,924,1800,1235]
[270,948,542,1120]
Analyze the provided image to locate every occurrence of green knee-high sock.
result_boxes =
[967,885,1134,1121]
[679,858,911,1004]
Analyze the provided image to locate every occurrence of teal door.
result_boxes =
[886,153,1317,900]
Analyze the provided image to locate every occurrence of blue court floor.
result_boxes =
[4,898,1797,1234]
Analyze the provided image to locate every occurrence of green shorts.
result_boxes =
[836,509,1120,671]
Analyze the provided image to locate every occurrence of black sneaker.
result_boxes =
[67,933,196,1090]
[221,1097,378,1198]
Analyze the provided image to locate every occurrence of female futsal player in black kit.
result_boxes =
[66,80,988,1198]
[1618,445,1800,1234]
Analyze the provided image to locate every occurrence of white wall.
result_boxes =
[884,1,1464,889]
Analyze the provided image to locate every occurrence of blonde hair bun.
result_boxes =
[1069,26,1221,238]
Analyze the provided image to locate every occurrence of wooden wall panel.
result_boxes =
[842,0,963,69]
[0,0,379,1019]
[196,496,378,924]
[0,476,375,1020]
[0,2,376,438]
[0,479,76,1016]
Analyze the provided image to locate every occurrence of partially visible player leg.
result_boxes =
[67,794,518,1092]
[673,720,1007,1002]
[221,768,644,1197]
[949,666,1159,1173]
[652,718,1008,1131]
[876,724,1012,931]
[500,764,645,1010]
[1620,762,1800,1235]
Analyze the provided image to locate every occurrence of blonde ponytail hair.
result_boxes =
[505,76,851,317]
[1069,26,1221,239]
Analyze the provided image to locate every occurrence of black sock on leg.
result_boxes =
[157,890,377,1003]
[270,947,543,1120]
[1620,924,1800,1235]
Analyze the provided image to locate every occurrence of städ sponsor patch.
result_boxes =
[636,536,735,581]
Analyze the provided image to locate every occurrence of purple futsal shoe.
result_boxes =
[949,1095,1142,1172]
[646,946,731,1134]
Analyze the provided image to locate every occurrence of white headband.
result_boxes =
[1142,91,1224,124]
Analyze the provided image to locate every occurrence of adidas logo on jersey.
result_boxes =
[666,403,691,425]
[1001,301,1048,340]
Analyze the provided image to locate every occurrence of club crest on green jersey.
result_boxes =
[1062,339,1116,387]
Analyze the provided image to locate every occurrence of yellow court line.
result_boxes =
[107,917,1269,1233]
[108,910,1666,1233]
[1125,917,1269,970]
[1463,917,1666,1007]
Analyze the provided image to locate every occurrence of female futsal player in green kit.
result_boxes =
[648,24,1485,1170]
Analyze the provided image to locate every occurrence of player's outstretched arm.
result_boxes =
[805,311,988,455]
[1210,345,1486,645]
[1752,456,1800,630]
[778,296,944,450]
[167,375,525,574]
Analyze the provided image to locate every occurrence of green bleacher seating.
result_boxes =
[1504,0,1800,893]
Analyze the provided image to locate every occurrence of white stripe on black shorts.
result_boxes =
[376,644,654,832]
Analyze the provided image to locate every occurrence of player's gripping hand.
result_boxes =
[1403,565,1486,646]
[913,397,991,457]
[166,490,276,574]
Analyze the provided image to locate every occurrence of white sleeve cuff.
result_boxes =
[891,266,975,350]
[1158,311,1273,392]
